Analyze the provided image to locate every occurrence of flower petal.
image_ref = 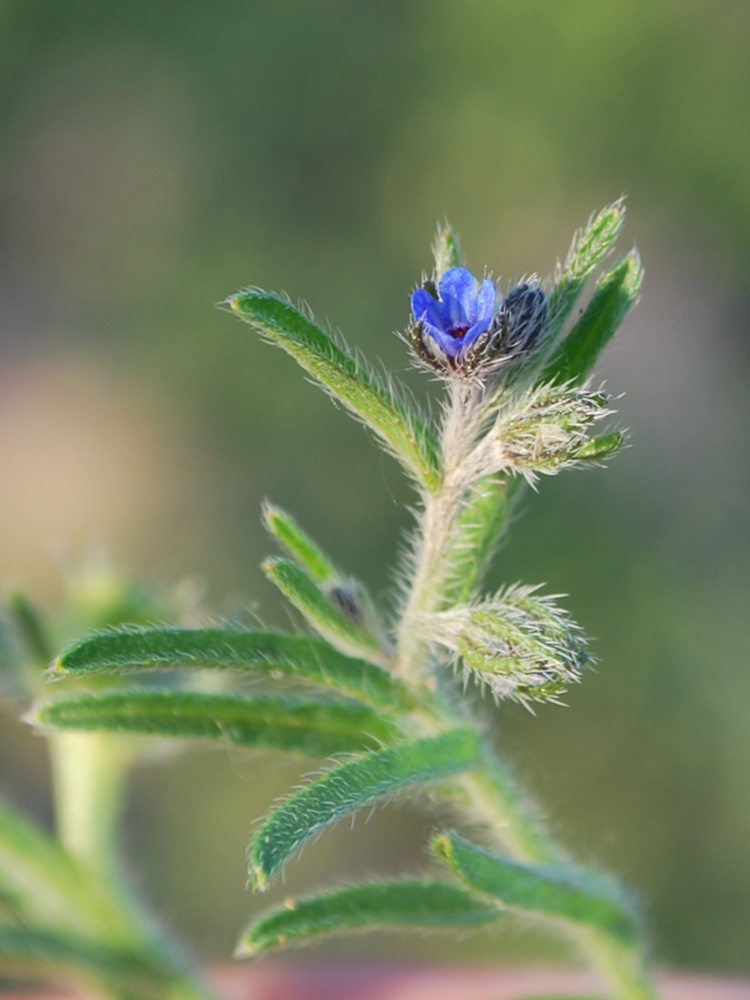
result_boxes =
[411,287,448,328]
[459,314,494,354]
[422,320,461,358]
[475,279,497,322]
[438,268,476,327]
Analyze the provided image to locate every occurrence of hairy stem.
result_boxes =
[397,381,482,680]
[396,382,658,1000]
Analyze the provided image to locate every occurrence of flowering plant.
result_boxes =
[0,202,655,999]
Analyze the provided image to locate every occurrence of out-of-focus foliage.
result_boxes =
[0,0,748,972]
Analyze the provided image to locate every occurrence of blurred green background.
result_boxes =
[0,0,749,976]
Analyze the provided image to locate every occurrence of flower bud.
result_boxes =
[414,587,589,705]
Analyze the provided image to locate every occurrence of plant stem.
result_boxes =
[49,732,218,1000]
[396,383,659,1000]
[49,732,133,886]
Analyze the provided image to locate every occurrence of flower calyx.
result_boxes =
[414,586,589,706]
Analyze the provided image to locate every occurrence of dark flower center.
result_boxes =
[448,324,470,339]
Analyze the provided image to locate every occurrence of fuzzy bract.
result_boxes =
[503,283,548,353]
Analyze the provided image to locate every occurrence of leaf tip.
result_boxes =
[233,937,255,959]
[430,833,453,866]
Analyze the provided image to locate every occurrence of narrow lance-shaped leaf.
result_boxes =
[6,591,53,664]
[263,557,389,668]
[248,729,480,890]
[544,201,625,344]
[32,692,397,758]
[0,926,208,1000]
[433,833,640,945]
[0,926,150,986]
[237,880,501,956]
[53,627,412,711]
[0,798,140,945]
[542,252,643,386]
[263,504,386,648]
[263,504,339,585]
[227,290,441,491]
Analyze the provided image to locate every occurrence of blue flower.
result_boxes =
[411,267,496,361]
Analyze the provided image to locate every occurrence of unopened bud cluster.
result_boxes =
[414,586,589,705]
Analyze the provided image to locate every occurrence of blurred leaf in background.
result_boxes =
[0,0,748,972]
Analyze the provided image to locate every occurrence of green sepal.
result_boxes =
[575,432,624,461]
[432,832,639,945]
[248,729,480,890]
[545,201,625,343]
[52,627,412,711]
[263,557,389,667]
[237,880,500,955]
[542,252,643,386]
[432,223,465,280]
[227,289,441,491]
[31,691,397,758]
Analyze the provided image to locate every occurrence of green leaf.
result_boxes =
[263,557,389,667]
[0,797,139,945]
[263,503,339,585]
[5,590,53,664]
[249,729,480,889]
[53,627,411,711]
[542,253,643,386]
[0,926,139,980]
[432,833,639,944]
[237,880,500,955]
[0,926,206,1000]
[432,223,464,279]
[263,504,385,645]
[227,289,441,491]
[32,692,397,757]
[443,475,523,605]
[546,201,625,343]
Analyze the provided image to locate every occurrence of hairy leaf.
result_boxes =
[237,880,500,955]
[263,557,388,667]
[227,290,441,490]
[433,833,639,944]
[263,504,384,645]
[53,627,411,711]
[248,729,480,889]
[32,692,396,757]
[545,201,625,344]
[542,252,643,386]
[263,504,339,585]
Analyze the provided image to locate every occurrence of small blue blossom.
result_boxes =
[411,267,496,360]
